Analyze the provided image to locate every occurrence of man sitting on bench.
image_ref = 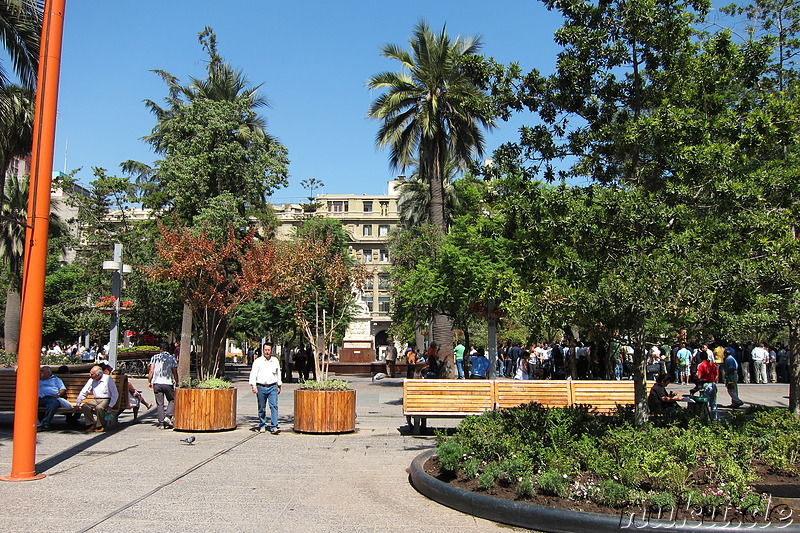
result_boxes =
[648,373,680,415]
[38,366,68,430]
[75,365,118,433]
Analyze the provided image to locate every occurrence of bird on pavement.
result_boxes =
[180,436,196,445]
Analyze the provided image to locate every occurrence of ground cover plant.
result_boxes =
[433,404,800,523]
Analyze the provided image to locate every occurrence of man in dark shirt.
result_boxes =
[648,373,680,414]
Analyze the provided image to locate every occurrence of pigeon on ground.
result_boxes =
[180,436,196,445]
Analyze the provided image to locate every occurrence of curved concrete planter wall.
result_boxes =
[409,449,800,533]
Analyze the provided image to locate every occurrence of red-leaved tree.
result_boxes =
[150,223,278,380]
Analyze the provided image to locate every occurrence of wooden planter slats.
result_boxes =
[173,387,237,431]
[293,389,356,434]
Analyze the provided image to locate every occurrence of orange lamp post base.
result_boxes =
[0,473,47,482]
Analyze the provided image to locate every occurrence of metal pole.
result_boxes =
[2,0,67,482]
[107,244,122,368]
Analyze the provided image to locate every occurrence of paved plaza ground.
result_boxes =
[0,373,791,533]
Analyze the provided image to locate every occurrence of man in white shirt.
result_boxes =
[148,343,179,429]
[75,365,119,432]
[249,343,282,434]
[751,342,769,384]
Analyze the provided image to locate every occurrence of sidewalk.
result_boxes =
[0,376,790,533]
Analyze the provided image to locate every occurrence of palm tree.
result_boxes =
[0,0,41,91]
[0,0,40,214]
[0,83,33,179]
[368,21,494,372]
[0,173,65,353]
[397,160,462,228]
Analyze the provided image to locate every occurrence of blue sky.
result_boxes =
[53,0,565,203]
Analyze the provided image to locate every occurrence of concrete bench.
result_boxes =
[0,371,130,426]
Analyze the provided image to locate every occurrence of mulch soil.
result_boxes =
[424,456,800,525]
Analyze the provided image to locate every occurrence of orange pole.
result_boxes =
[1,0,67,481]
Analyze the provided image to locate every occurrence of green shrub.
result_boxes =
[644,491,677,511]
[538,470,570,498]
[463,457,481,479]
[497,455,532,485]
[763,432,800,476]
[478,462,501,491]
[179,377,232,389]
[297,379,350,391]
[517,477,535,498]
[437,440,465,473]
[594,479,630,507]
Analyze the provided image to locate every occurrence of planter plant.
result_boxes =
[276,219,365,433]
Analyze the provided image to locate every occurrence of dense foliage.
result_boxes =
[436,405,800,511]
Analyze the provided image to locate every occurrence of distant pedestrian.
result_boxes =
[249,343,282,434]
[723,349,744,409]
[385,342,398,378]
[148,342,178,429]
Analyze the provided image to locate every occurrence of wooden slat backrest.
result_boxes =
[403,379,494,416]
[495,380,572,409]
[0,372,128,411]
[569,380,637,412]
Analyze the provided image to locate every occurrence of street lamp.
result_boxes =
[102,243,132,368]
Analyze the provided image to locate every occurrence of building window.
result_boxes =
[379,249,389,262]
[378,224,390,237]
[364,278,375,290]
[362,250,373,263]
[378,276,390,290]
[328,201,348,213]
[378,296,390,313]
[362,225,373,237]
[379,201,389,216]
[363,296,374,312]
[363,201,373,213]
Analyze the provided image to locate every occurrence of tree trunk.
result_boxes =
[632,324,649,427]
[4,287,20,354]
[178,302,192,384]
[789,320,800,418]
[431,313,454,377]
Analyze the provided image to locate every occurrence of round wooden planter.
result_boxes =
[293,389,356,434]
[173,387,237,431]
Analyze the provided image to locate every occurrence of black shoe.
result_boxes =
[270,428,281,435]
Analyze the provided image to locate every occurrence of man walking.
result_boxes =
[723,349,744,409]
[249,343,282,434]
[148,342,179,429]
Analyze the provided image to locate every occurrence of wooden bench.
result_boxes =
[495,380,572,409]
[403,379,495,433]
[403,379,651,431]
[0,371,130,426]
[569,380,639,413]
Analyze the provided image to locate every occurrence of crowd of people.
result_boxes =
[394,338,792,389]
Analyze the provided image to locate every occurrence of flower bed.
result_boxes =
[432,404,800,525]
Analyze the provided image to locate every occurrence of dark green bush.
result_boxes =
[538,470,570,497]
[594,479,631,507]
[435,405,799,509]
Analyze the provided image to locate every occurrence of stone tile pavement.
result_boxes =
[0,373,790,533]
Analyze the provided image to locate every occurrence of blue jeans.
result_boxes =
[257,384,279,430]
[39,396,61,427]
[455,359,465,379]
[701,382,718,421]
